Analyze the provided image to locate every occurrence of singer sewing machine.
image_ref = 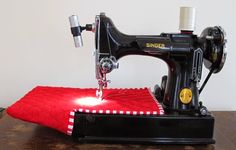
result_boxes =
[68,7,226,144]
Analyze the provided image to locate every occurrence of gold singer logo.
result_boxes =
[146,43,165,48]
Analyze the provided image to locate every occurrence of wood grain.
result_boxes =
[0,111,235,150]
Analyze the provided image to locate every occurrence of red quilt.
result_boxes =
[7,86,164,135]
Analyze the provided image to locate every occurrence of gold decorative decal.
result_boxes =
[146,43,165,49]
[179,88,192,104]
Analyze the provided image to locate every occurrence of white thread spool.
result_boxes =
[179,7,196,32]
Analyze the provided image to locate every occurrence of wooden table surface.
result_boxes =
[0,111,235,150]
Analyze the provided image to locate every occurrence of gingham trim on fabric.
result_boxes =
[74,108,163,115]
[67,111,75,135]
[147,88,165,115]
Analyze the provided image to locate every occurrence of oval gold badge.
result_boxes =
[179,88,192,104]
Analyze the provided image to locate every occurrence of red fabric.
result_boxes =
[7,86,164,135]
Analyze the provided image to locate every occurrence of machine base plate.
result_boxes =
[72,113,215,144]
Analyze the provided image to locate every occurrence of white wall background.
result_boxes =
[0,0,235,110]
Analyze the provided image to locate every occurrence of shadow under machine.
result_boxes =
[68,7,227,144]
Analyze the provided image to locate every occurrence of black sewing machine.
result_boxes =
[68,7,226,144]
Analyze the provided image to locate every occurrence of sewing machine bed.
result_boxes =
[7,86,215,144]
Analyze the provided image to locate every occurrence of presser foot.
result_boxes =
[96,89,103,100]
